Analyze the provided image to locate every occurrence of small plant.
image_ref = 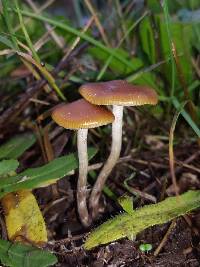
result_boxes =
[139,243,153,253]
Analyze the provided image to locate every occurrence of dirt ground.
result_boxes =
[33,135,200,266]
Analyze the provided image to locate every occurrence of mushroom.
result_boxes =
[79,80,158,218]
[51,99,114,226]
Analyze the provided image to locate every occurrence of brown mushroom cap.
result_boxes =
[79,80,158,106]
[51,99,114,129]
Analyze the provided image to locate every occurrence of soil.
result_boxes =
[33,128,200,267]
[1,99,200,266]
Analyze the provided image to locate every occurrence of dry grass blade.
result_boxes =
[62,16,94,62]
[84,0,110,47]
[169,102,188,196]
[191,57,200,78]
[115,0,130,47]
[154,219,177,256]
[17,51,65,100]
[0,49,14,56]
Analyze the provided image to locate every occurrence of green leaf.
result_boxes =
[84,190,200,249]
[90,47,158,88]
[147,0,162,13]
[191,22,200,51]
[0,239,57,267]
[0,159,19,176]
[139,16,156,64]
[0,134,36,160]
[89,47,143,75]
[0,147,97,198]
[118,195,134,214]
[14,0,40,63]
[156,15,193,87]
[0,35,15,49]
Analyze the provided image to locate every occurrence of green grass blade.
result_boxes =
[15,8,137,71]
[162,0,176,99]
[97,11,149,80]
[172,98,200,138]
[1,0,19,50]
[0,35,15,49]
[14,0,40,63]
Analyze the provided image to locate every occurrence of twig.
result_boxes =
[191,57,200,78]
[124,185,156,203]
[134,159,168,169]
[49,234,85,245]
[0,214,8,240]
[115,0,130,48]
[154,219,176,256]
[42,196,68,215]
[144,151,200,193]
[30,98,50,106]
[174,160,200,174]
[84,0,110,47]
[62,16,94,62]
[67,155,132,176]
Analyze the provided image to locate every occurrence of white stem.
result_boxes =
[77,128,91,227]
[89,105,123,218]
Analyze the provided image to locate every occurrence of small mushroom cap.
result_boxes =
[51,99,114,130]
[79,80,158,106]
